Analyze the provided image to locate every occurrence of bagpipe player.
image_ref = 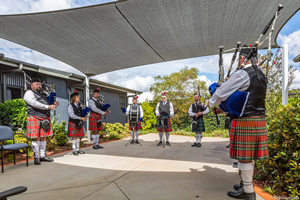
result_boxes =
[68,90,89,155]
[89,87,110,150]
[188,93,209,147]
[208,46,269,200]
[23,78,58,165]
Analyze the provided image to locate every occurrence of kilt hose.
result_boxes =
[89,112,103,131]
[157,118,172,132]
[26,115,53,138]
[229,116,269,161]
[129,120,142,130]
[68,122,85,138]
[192,118,205,133]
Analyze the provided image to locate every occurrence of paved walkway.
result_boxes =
[0,134,264,200]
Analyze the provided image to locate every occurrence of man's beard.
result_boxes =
[36,88,42,93]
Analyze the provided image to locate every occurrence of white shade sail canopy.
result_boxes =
[0,0,299,76]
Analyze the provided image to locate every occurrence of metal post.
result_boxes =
[85,76,91,141]
[282,44,288,105]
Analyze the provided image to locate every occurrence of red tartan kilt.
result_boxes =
[129,120,142,130]
[26,116,53,138]
[157,118,172,132]
[229,116,269,161]
[89,112,103,131]
[68,122,85,138]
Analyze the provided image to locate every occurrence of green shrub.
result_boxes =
[0,99,27,131]
[51,115,68,146]
[255,103,300,197]
[108,132,125,140]
[141,102,157,130]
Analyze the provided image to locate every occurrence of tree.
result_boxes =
[149,67,208,129]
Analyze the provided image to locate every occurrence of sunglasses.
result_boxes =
[162,97,166,99]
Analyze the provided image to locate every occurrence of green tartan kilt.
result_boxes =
[192,118,205,133]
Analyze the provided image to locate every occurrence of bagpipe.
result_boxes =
[22,71,57,105]
[209,4,283,118]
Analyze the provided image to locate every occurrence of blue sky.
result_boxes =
[0,0,299,101]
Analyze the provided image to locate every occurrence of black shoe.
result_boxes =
[130,139,134,144]
[77,150,85,154]
[73,151,79,155]
[234,180,243,191]
[136,140,140,144]
[93,145,99,150]
[197,143,202,147]
[34,158,41,165]
[228,188,256,200]
[191,142,197,147]
[233,161,238,168]
[97,145,104,149]
[226,144,230,148]
[166,141,171,146]
[40,156,54,162]
[157,141,162,146]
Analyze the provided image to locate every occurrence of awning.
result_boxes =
[0,0,299,76]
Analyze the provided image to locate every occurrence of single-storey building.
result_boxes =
[0,56,142,125]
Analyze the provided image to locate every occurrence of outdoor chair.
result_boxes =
[0,126,29,173]
[0,186,27,200]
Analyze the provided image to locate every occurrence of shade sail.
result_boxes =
[0,0,299,76]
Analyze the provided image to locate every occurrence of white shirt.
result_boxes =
[155,101,174,117]
[23,90,49,110]
[188,102,209,117]
[89,98,105,115]
[68,103,81,120]
[125,104,144,118]
[209,64,252,107]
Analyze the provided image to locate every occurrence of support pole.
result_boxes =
[282,44,288,105]
[85,76,91,141]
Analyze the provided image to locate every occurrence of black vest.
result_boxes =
[243,66,267,117]
[91,99,103,114]
[159,101,170,116]
[192,103,206,121]
[25,90,50,118]
[69,103,82,125]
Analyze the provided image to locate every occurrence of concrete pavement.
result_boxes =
[0,134,265,200]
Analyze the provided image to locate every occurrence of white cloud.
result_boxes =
[137,92,154,102]
[198,75,213,88]
[278,29,300,58]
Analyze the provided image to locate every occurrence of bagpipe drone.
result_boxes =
[22,71,57,105]
[209,4,283,118]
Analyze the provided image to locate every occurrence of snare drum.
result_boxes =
[157,117,169,129]
[129,104,140,127]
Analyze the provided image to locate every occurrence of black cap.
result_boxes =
[93,87,100,93]
[31,78,41,83]
[70,90,79,99]
[239,45,251,57]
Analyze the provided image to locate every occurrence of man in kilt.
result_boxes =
[124,96,143,144]
[89,88,110,150]
[209,45,269,200]
[68,90,89,155]
[23,78,58,165]
[188,93,209,147]
[155,92,174,146]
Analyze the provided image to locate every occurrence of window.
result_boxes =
[120,95,126,110]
